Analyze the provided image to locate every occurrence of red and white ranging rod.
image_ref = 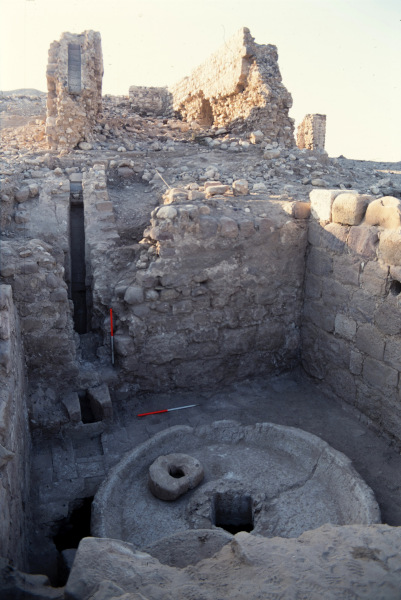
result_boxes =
[137,404,199,418]
[110,308,114,365]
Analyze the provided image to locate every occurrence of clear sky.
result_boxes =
[0,0,400,162]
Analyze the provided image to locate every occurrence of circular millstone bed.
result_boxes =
[91,421,380,554]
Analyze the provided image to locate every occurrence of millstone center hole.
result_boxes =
[212,492,254,535]
[169,466,185,479]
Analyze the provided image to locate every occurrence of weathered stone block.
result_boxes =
[349,289,376,323]
[232,179,249,196]
[310,189,343,222]
[238,220,255,237]
[349,350,363,375]
[307,248,332,277]
[331,193,370,226]
[384,338,401,371]
[62,392,81,423]
[365,196,401,229]
[0,313,10,341]
[88,383,113,422]
[321,279,350,309]
[157,206,177,220]
[293,202,311,220]
[14,187,30,203]
[304,273,321,300]
[303,301,334,332]
[164,188,188,204]
[363,357,398,389]
[378,229,401,265]
[198,216,218,239]
[360,261,388,296]
[355,323,384,360]
[347,226,378,259]
[374,296,401,335]
[96,201,113,212]
[333,255,360,286]
[124,285,144,305]
[219,217,238,238]
[334,314,356,340]
[205,185,229,198]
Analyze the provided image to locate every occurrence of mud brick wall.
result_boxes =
[0,285,30,568]
[109,194,308,391]
[46,30,103,150]
[302,189,401,443]
[297,114,326,151]
[170,27,295,145]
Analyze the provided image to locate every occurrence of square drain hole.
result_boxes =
[212,492,254,534]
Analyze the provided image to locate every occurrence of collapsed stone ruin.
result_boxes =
[1,27,401,599]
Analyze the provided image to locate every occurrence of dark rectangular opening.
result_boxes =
[70,188,90,334]
[68,43,81,94]
[78,391,96,424]
[212,492,254,535]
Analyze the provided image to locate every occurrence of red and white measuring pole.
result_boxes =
[137,404,199,418]
[110,308,114,365]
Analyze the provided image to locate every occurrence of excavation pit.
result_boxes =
[91,421,380,552]
[212,492,254,534]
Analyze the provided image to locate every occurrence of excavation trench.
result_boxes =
[69,183,92,334]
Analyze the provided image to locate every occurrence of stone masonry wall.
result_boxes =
[0,285,29,568]
[0,173,78,386]
[297,114,326,151]
[106,188,308,391]
[170,27,295,145]
[46,30,103,151]
[128,86,173,117]
[302,189,401,444]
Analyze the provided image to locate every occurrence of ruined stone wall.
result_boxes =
[170,27,295,145]
[0,174,78,386]
[0,285,29,568]
[302,190,401,444]
[106,190,307,391]
[128,86,173,117]
[46,30,103,150]
[82,164,121,336]
[297,114,326,151]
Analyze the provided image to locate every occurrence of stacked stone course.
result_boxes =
[106,190,308,391]
[0,285,29,568]
[128,86,173,117]
[303,190,401,441]
[297,114,326,151]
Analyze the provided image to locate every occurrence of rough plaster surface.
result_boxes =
[92,421,380,549]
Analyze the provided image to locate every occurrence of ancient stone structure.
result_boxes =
[0,286,30,569]
[92,422,380,548]
[303,190,401,442]
[129,86,173,117]
[2,25,401,599]
[170,27,295,144]
[46,31,103,150]
[297,114,326,151]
